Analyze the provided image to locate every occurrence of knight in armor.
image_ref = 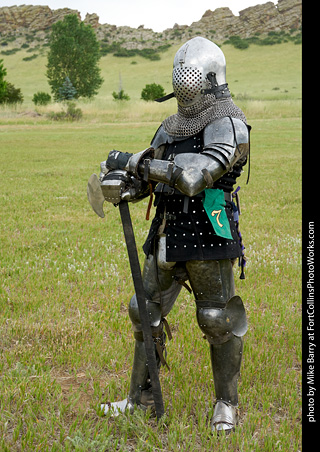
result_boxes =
[97,37,251,434]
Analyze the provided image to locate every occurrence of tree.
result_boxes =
[141,83,166,101]
[58,76,77,101]
[0,60,23,105]
[46,14,103,100]
[0,59,7,102]
[1,82,24,104]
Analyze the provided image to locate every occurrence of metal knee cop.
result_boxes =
[196,295,248,345]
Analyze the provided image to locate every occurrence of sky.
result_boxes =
[0,0,276,32]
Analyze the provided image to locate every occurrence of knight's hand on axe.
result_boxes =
[87,152,152,218]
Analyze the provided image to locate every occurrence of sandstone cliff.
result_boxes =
[0,5,80,33]
[0,0,302,49]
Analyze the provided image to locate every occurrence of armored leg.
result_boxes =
[127,254,184,407]
[128,331,161,410]
[101,254,185,415]
[186,259,247,433]
[210,335,243,406]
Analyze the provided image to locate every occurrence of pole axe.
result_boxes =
[87,173,165,420]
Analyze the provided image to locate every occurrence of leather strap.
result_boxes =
[154,92,175,102]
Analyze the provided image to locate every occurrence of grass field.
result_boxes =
[0,41,302,451]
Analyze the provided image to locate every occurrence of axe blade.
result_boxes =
[87,173,105,218]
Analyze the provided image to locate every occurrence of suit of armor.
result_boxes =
[99,37,251,434]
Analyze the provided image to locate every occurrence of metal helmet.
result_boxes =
[172,36,228,108]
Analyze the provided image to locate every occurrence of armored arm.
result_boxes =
[126,117,250,197]
[105,117,250,198]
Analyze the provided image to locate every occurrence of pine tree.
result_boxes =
[58,76,77,101]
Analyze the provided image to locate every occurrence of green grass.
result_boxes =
[0,41,301,451]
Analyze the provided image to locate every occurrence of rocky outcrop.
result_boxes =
[84,13,100,29]
[183,0,301,40]
[0,5,80,34]
[0,0,302,46]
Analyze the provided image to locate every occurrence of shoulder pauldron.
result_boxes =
[202,117,250,170]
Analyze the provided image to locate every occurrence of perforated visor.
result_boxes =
[172,66,203,106]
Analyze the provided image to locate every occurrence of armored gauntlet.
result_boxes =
[100,169,149,204]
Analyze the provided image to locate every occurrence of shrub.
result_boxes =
[112,89,130,101]
[1,48,20,55]
[48,101,83,121]
[141,83,166,101]
[224,36,249,50]
[0,82,23,104]
[32,92,52,106]
[23,53,38,61]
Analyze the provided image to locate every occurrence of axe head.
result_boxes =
[87,173,105,218]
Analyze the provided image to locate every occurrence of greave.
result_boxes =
[210,335,243,406]
[128,339,150,405]
[128,332,165,408]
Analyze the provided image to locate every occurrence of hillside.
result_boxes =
[1,40,302,115]
[0,0,302,53]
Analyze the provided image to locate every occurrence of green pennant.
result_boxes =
[202,189,233,240]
